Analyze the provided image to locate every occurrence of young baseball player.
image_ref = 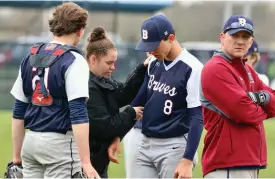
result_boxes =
[201,15,275,178]
[123,53,152,179]
[10,2,99,178]
[131,14,203,178]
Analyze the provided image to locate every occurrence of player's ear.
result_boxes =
[89,55,97,65]
[76,28,83,37]
[220,33,225,44]
[168,34,175,43]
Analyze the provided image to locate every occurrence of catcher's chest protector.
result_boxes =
[29,43,82,106]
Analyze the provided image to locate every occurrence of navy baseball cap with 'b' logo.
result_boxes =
[135,15,174,52]
[223,15,254,36]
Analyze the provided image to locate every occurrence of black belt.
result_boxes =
[29,129,72,135]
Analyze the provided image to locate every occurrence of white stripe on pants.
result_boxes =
[21,131,82,178]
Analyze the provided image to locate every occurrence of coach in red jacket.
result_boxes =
[200,15,275,178]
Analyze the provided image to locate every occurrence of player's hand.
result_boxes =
[174,158,193,179]
[108,137,121,164]
[143,55,152,67]
[133,106,144,120]
[82,163,101,179]
[12,157,22,165]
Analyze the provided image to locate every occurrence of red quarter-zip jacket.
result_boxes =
[200,51,275,176]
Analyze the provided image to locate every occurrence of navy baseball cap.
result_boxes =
[246,40,259,56]
[135,15,174,52]
[223,15,254,36]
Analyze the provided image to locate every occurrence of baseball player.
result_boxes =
[245,40,270,86]
[10,2,99,178]
[201,15,275,178]
[123,53,152,179]
[131,14,203,178]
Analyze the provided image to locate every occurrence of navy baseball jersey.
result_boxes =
[135,49,203,138]
[10,41,89,133]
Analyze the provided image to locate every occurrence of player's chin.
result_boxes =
[233,52,245,59]
[104,73,112,78]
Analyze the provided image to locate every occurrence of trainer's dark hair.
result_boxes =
[48,2,88,36]
[85,27,116,60]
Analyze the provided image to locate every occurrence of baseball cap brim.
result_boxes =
[135,40,160,52]
[227,28,253,36]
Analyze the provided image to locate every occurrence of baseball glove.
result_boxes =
[4,162,23,179]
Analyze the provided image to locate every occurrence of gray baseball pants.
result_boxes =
[132,134,198,178]
[21,131,82,178]
[204,169,259,178]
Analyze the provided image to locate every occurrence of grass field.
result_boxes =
[1,110,275,178]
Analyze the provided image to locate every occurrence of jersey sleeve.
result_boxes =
[186,65,203,108]
[65,51,89,101]
[10,67,29,103]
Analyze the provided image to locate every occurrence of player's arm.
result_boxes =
[130,74,149,107]
[87,88,136,140]
[65,53,91,166]
[10,67,29,164]
[248,65,275,118]
[183,67,203,163]
[130,58,156,107]
[116,62,147,107]
[201,63,269,125]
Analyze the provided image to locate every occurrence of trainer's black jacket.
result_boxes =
[87,62,146,176]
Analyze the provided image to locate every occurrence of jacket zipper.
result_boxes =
[241,60,262,166]
[259,125,262,166]
[241,60,253,89]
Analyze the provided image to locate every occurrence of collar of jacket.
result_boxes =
[213,50,248,64]
[89,72,118,91]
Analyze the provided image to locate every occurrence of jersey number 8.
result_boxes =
[164,100,173,115]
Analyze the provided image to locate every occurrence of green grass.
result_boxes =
[1,110,275,178]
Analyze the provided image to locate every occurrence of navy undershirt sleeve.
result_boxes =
[12,99,28,119]
[69,97,89,124]
[183,106,203,160]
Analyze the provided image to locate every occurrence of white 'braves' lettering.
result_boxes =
[148,75,177,97]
